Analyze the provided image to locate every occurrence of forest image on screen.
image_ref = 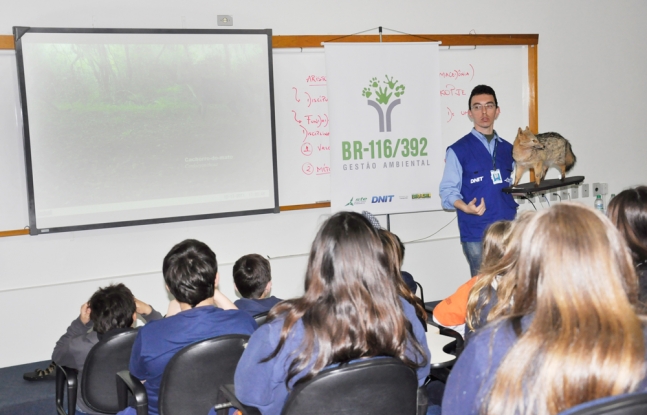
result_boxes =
[21,33,275,228]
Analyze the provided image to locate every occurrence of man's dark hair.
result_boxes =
[233,254,272,299]
[468,84,498,110]
[163,239,217,308]
[89,283,135,334]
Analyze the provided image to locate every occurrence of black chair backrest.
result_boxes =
[253,311,270,326]
[557,391,647,415]
[281,357,418,415]
[82,329,138,413]
[158,334,250,415]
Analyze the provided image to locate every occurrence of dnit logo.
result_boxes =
[362,75,406,132]
[371,195,394,203]
[470,176,484,184]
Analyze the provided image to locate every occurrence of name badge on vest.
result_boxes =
[491,169,503,184]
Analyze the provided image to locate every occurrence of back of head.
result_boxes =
[468,84,498,109]
[485,203,644,415]
[480,220,513,271]
[233,254,271,299]
[378,229,426,321]
[269,211,426,387]
[466,216,527,331]
[163,239,217,308]
[607,186,647,265]
[89,283,135,334]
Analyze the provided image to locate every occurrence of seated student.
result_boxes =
[232,254,282,316]
[443,203,647,415]
[607,185,647,306]
[232,212,430,415]
[361,210,418,294]
[432,220,512,337]
[463,212,534,340]
[52,283,162,415]
[118,239,257,415]
[378,229,427,328]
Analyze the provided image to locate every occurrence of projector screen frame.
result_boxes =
[14,26,280,235]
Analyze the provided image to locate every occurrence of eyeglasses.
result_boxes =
[471,103,496,112]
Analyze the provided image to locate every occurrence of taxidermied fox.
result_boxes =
[512,127,576,186]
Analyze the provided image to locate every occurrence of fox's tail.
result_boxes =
[565,140,576,172]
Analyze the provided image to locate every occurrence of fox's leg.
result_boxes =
[534,163,544,186]
[560,164,566,181]
[513,166,525,186]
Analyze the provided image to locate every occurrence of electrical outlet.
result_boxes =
[560,189,569,200]
[592,182,608,196]
[217,15,233,26]
[516,196,525,204]
[550,192,558,202]
[582,183,590,198]
[570,185,579,199]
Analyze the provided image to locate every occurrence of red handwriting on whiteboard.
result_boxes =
[446,107,455,123]
[304,92,328,107]
[306,75,327,86]
[439,64,475,82]
[291,110,302,124]
[304,114,329,128]
[440,84,467,97]
[302,162,314,175]
[446,107,470,123]
[292,87,301,102]
[301,142,313,156]
[299,125,330,142]
[317,144,330,151]
[316,164,331,175]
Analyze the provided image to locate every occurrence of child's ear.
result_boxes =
[132,312,137,327]
[214,272,220,287]
[262,281,273,298]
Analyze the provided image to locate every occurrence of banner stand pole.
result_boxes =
[386,213,390,231]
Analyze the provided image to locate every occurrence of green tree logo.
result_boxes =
[361,75,406,132]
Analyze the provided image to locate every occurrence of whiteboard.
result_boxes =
[0,44,530,232]
[0,50,28,231]
[274,45,529,207]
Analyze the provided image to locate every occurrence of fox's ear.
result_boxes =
[518,127,522,134]
[526,126,530,131]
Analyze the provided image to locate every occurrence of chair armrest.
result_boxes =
[116,370,148,415]
[214,384,262,415]
[55,364,78,415]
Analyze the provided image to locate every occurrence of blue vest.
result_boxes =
[450,132,517,242]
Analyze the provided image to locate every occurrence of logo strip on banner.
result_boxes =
[324,42,444,215]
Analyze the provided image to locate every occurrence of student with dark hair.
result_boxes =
[607,185,647,305]
[51,283,162,415]
[378,229,426,327]
[119,239,257,415]
[439,84,517,277]
[233,254,282,316]
[232,212,430,415]
[443,203,647,415]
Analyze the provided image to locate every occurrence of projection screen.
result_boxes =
[14,27,278,234]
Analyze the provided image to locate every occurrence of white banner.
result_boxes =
[325,42,444,214]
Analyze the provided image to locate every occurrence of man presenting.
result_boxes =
[439,85,518,277]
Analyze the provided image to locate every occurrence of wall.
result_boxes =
[1,0,646,367]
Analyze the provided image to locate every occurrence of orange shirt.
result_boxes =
[433,276,479,326]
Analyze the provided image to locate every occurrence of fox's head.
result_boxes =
[516,127,544,149]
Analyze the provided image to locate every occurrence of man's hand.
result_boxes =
[455,197,486,216]
[80,302,91,325]
[135,298,153,316]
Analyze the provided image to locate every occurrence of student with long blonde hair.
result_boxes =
[464,212,534,336]
[233,211,430,415]
[433,220,512,337]
[443,203,647,415]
